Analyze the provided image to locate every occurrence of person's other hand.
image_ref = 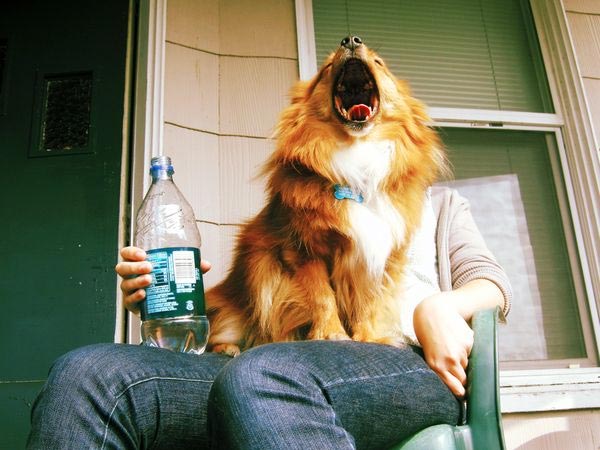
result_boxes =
[115,246,211,314]
[413,292,474,398]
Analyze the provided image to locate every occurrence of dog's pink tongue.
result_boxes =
[348,104,371,121]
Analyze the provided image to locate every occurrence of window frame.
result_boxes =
[295,0,600,412]
[125,0,169,345]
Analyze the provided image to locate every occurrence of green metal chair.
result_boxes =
[390,307,506,450]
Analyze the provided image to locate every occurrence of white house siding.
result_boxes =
[163,0,600,448]
[565,0,600,149]
[503,409,600,449]
[164,0,298,287]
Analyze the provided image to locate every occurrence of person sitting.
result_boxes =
[27,187,511,450]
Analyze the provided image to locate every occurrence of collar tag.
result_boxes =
[333,184,364,203]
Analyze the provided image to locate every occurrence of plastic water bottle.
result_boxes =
[135,155,209,354]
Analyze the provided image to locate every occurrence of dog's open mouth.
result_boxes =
[333,59,379,123]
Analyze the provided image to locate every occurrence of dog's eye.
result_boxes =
[375,58,384,66]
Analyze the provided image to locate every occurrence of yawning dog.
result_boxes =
[206,36,447,355]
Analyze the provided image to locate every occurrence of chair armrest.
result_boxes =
[390,307,505,450]
[466,307,505,450]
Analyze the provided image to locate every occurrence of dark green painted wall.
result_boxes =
[0,1,130,446]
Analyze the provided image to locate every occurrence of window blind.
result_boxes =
[313,0,552,112]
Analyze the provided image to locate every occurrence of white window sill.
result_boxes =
[500,368,600,413]
[428,107,563,129]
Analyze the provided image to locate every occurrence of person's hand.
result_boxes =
[413,292,474,398]
[115,246,153,314]
[115,246,211,314]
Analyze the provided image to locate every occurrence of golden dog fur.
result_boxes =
[206,37,446,355]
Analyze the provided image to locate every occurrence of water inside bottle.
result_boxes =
[141,316,210,355]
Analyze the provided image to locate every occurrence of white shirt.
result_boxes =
[399,189,440,345]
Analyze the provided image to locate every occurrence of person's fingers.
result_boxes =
[121,274,151,314]
[123,289,145,314]
[120,273,152,293]
[449,361,468,387]
[200,259,211,274]
[463,328,474,357]
[460,349,469,370]
[427,352,468,398]
[118,267,152,316]
[439,369,466,398]
[120,246,147,261]
[115,260,153,278]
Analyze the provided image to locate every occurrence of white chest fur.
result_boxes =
[331,140,406,277]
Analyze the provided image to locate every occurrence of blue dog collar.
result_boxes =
[333,184,364,203]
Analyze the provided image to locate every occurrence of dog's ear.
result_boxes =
[289,80,312,104]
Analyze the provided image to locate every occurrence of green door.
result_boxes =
[0,1,130,446]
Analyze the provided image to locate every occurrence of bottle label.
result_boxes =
[141,247,206,320]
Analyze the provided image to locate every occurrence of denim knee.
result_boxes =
[208,343,320,449]
[211,343,316,398]
[44,343,134,398]
[30,344,228,449]
[28,344,131,449]
[207,341,461,450]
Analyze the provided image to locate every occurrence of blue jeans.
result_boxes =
[28,341,459,449]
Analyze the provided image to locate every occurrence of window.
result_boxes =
[439,128,594,368]
[297,0,600,410]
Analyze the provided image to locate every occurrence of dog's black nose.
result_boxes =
[341,35,362,50]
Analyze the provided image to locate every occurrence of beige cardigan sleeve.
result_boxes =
[432,186,512,319]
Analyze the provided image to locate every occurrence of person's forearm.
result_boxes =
[443,279,504,321]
